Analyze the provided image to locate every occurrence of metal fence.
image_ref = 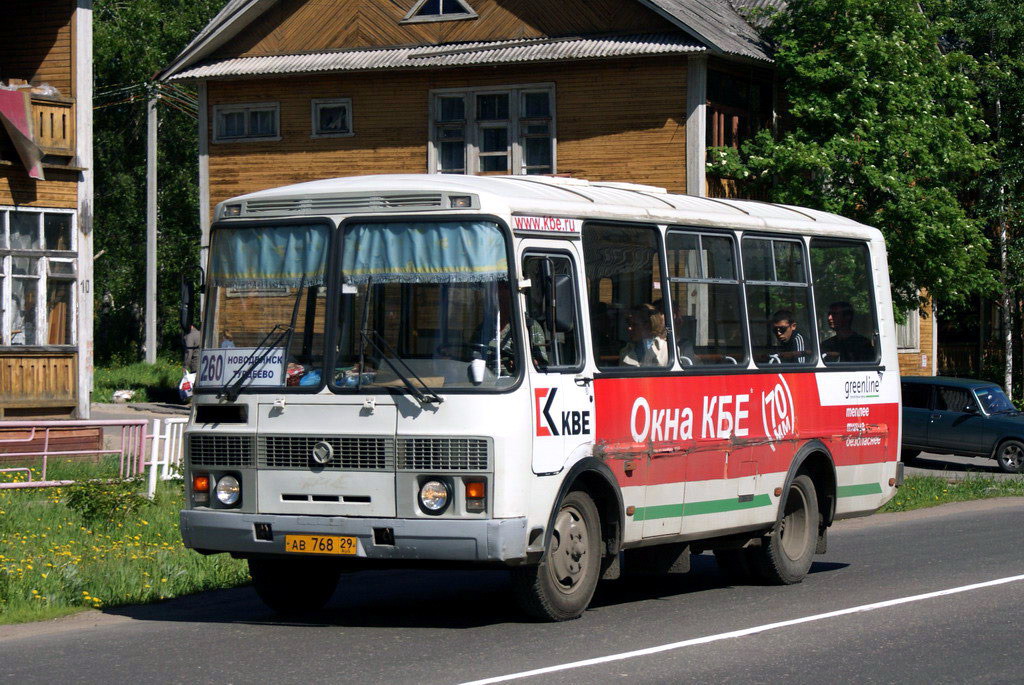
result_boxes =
[0,418,187,497]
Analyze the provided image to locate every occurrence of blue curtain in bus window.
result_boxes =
[342,222,508,284]
[209,224,329,288]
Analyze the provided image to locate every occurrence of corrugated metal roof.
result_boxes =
[729,0,787,30]
[161,0,776,81]
[169,34,706,81]
[642,0,771,61]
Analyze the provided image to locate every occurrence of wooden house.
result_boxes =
[162,0,934,376]
[0,1,93,417]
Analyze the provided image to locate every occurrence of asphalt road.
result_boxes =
[905,450,1020,480]
[3,498,1024,684]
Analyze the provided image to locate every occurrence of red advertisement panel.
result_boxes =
[593,372,898,488]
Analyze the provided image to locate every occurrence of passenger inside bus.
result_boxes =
[619,303,669,367]
[767,309,807,364]
[821,301,874,362]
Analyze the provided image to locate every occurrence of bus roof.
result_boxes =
[216,174,878,239]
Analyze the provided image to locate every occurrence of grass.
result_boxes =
[92,358,183,403]
[0,470,249,625]
[880,475,1024,512]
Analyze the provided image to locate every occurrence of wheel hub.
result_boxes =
[549,506,588,591]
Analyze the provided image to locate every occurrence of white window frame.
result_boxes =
[401,0,477,24]
[897,309,920,352]
[212,102,281,143]
[427,83,556,176]
[310,98,354,138]
[0,207,78,348]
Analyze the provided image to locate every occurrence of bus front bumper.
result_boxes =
[180,509,529,563]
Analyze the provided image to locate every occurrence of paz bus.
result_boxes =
[182,174,902,621]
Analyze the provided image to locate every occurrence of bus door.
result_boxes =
[520,247,593,474]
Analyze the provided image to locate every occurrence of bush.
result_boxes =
[63,480,150,526]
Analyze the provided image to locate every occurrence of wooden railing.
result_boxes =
[705,175,768,201]
[30,96,75,157]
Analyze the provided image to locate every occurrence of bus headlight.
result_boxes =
[215,475,241,506]
[419,480,450,514]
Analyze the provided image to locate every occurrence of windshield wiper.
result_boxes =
[359,329,443,406]
[218,323,292,402]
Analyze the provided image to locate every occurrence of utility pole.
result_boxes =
[145,90,158,364]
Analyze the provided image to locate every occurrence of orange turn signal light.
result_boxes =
[465,481,486,499]
[193,474,211,492]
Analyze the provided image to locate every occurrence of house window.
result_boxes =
[311,99,353,137]
[402,0,477,23]
[213,103,280,142]
[897,310,920,352]
[430,85,555,176]
[0,208,77,347]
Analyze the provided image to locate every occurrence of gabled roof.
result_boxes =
[160,0,777,81]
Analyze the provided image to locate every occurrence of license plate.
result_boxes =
[283,534,358,555]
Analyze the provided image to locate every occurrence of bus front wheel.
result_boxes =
[749,474,820,585]
[512,489,602,621]
[249,558,340,615]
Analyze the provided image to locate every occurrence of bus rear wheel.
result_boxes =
[749,474,820,585]
[512,489,601,621]
[249,557,340,615]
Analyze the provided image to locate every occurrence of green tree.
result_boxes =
[929,0,1024,394]
[736,0,994,312]
[93,0,223,363]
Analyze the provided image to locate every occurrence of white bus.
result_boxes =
[183,174,902,621]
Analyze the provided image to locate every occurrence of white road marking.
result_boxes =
[461,573,1024,685]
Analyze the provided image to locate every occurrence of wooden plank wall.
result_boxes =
[0,0,76,97]
[207,57,688,209]
[0,167,79,208]
[898,291,935,376]
[216,0,678,58]
[0,353,77,413]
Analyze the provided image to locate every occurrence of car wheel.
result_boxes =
[995,440,1024,474]
[748,474,820,585]
[249,558,340,615]
[901,449,920,463]
[512,489,602,621]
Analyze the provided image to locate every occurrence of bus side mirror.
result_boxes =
[180,276,196,332]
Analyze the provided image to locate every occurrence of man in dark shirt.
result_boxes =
[821,301,875,362]
[770,310,807,363]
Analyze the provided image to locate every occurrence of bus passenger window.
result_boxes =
[810,239,879,364]
[742,237,816,367]
[522,254,582,370]
[582,224,670,370]
[665,231,746,367]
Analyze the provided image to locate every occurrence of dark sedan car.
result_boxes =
[901,376,1024,473]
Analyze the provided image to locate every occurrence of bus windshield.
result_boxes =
[199,223,331,390]
[333,220,519,392]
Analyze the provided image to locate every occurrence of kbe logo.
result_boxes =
[535,387,591,437]
[760,374,796,451]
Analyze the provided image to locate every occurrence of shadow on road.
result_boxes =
[906,454,1003,476]
[104,555,850,629]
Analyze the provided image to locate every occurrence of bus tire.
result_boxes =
[249,558,340,615]
[749,474,820,585]
[512,489,601,621]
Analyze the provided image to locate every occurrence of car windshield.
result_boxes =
[198,223,331,390]
[333,220,519,392]
[975,386,1015,414]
